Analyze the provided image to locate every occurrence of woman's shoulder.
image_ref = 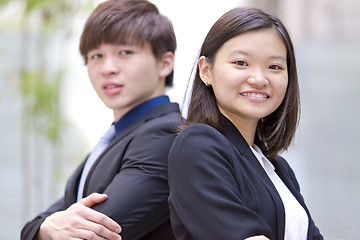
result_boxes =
[169,123,236,169]
[274,155,292,170]
[172,123,234,155]
[178,123,224,140]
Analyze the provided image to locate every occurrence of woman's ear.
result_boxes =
[159,51,175,79]
[198,56,211,86]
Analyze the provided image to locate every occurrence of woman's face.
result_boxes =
[199,29,288,126]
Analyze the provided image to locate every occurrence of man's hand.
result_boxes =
[37,193,121,240]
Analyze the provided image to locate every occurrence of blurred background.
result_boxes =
[0,0,359,239]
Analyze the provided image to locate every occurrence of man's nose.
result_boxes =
[101,57,120,76]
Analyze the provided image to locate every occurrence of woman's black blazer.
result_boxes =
[168,120,323,240]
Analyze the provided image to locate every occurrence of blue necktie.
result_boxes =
[77,124,116,201]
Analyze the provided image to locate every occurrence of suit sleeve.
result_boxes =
[21,197,66,240]
[168,124,272,240]
[91,120,177,240]
[20,159,86,240]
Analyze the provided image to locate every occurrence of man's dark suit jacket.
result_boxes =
[168,120,323,240]
[21,102,181,240]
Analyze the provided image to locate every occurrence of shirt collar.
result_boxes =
[113,95,170,135]
[250,144,275,171]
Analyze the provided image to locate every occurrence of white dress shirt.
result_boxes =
[250,145,309,240]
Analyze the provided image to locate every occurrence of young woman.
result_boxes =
[168,7,323,240]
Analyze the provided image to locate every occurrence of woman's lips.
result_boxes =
[240,92,269,98]
[240,90,270,101]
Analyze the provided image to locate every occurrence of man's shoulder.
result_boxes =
[144,102,182,127]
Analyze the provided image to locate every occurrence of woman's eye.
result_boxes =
[234,61,248,66]
[269,65,283,70]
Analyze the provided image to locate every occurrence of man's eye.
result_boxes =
[90,53,102,59]
[234,61,248,66]
[120,50,133,55]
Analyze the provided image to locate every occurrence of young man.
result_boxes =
[21,0,181,239]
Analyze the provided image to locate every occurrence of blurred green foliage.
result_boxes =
[0,0,93,144]
[0,0,95,221]
[21,68,65,143]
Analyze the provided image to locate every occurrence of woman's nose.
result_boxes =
[247,68,269,88]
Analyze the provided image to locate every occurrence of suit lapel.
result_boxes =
[113,102,179,143]
[223,119,285,239]
[64,159,86,206]
[272,159,311,216]
[81,102,180,197]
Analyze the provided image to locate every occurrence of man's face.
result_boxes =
[87,42,172,121]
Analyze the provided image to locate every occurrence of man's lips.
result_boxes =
[104,85,121,89]
[102,82,123,88]
[102,83,123,95]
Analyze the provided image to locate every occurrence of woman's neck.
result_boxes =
[220,110,258,146]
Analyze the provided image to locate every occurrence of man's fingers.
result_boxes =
[81,207,122,234]
[77,194,122,235]
[79,193,108,208]
[76,219,121,240]
[38,198,122,240]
